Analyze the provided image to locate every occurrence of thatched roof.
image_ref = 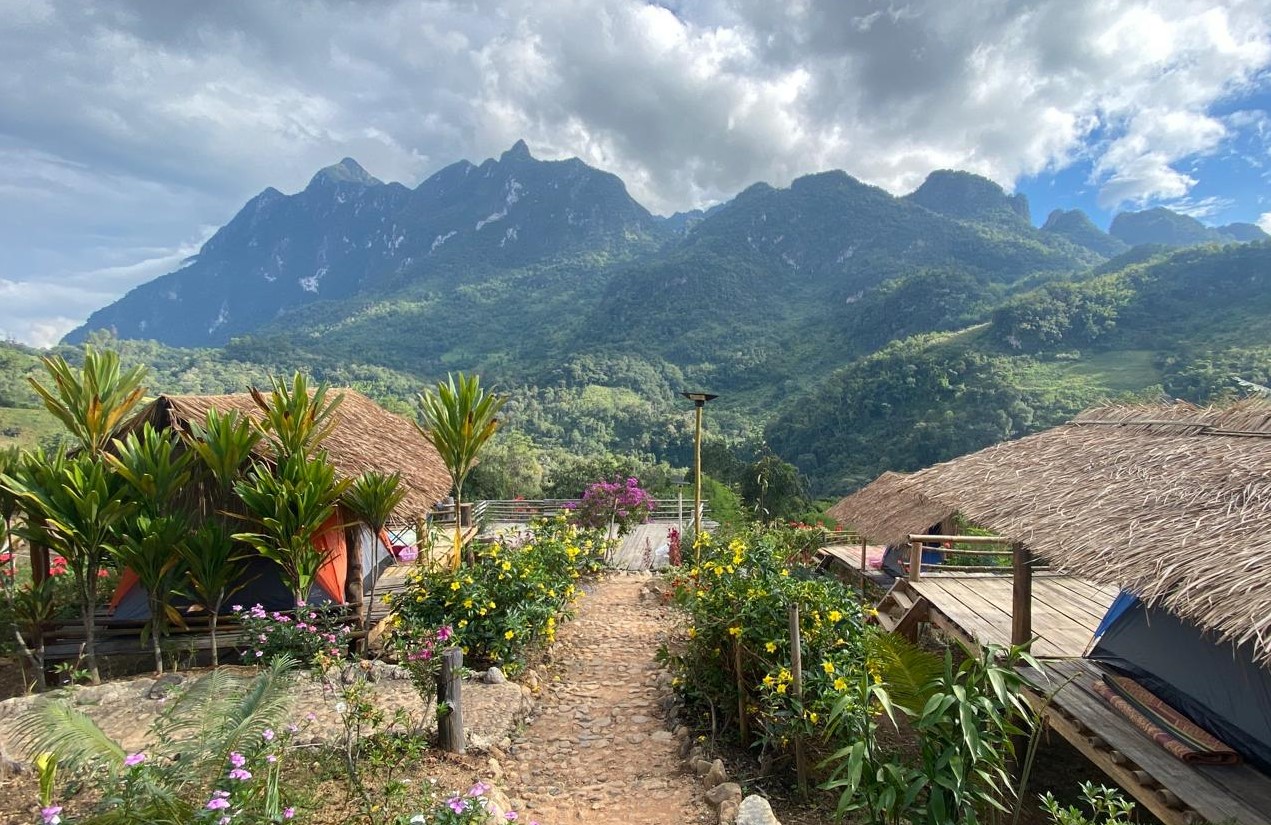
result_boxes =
[832,400,1271,661]
[826,472,954,545]
[133,390,451,521]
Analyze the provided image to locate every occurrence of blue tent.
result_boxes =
[1088,591,1271,772]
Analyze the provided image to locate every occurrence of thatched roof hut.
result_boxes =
[129,390,451,522]
[831,400,1271,661]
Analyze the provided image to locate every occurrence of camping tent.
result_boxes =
[1089,591,1271,772]
[108,517,398,619]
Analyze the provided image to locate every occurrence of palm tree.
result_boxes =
[416,373,506,567]
[342,471,407,628]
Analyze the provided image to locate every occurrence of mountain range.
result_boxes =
[44,143,1271,493]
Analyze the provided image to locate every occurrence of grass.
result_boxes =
[1013,350,1161,399]
[0,406,61,450]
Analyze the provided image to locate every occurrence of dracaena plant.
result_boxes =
[27,347,147,458]
[342,470,407,628]
[182,407,262,492]
[249,372,343,460]
[416,373,505,567]
[233,451,350,606]
[178,523,251,667]
[3,450,134,684]
[111,514,191,675]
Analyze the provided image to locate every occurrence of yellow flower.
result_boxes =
[727,626,741,637]
[821,661,835,675]
[458,619,468,628]
[488,601,496,609]
[687,627,697,639]
[450,581,461,591]
[762,674,775,688]
[776,683,787,694]
[780,569,790,577]
[808,712,818,724]
[504,630,515,640]
[764,642,777,654]
[833,677,848,691]
[828,610,843,623]
[463,599,474,608]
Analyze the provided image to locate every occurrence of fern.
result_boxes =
[12,699,126,770]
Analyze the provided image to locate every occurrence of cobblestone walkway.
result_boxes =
[503,575,712,824]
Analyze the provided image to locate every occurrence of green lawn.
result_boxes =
[1053,349,1161,393]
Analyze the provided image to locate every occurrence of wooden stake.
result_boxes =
[788,604,808,799]
[437,647,465,753]
[859,537,868,597]
[1011,542,1033,647]
[734,636,750,747]
[909,538,923,581]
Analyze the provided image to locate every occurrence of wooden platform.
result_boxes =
[816,543,895,586]
[904,573,1118,658]
[1022,659,1271,825]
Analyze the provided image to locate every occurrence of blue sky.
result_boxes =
[1,0,1269,345]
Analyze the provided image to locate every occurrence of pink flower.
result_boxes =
[206,797,230,811]
[229,752,246,768]
[40,805,62,824]
[447,797,468,814]
[468,781,490,797]
[228,767,252,781]
[263,728,275,741]
[284,807,296,819]
[505,812,519,821]
[123,752,146,767]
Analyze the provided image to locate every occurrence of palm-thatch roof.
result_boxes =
[831,400,1271,662]
[131,390,451,521]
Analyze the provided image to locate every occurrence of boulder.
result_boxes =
[736,795,781,825]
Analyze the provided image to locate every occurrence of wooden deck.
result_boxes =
[903,573,1117,658]
[1022,659,1271,825]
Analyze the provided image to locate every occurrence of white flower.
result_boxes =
[334,701,348,714]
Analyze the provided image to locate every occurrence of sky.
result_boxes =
[2,0,1270,347]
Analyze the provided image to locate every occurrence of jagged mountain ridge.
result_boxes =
[67,141,663,347]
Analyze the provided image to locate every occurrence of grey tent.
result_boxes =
[1089,591,1271,772]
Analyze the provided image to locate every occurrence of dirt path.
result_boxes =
[503,575,712,824]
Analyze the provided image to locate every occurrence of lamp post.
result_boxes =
[680,391,718,552]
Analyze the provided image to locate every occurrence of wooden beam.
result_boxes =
[1012,542,1032,646]
[909,538,922,581]
[907,534,1008,544]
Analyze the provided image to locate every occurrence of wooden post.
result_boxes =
[788,604,809,799]
[1011,542,1032,647]
[344,519,365,629]
[436,647,465,753]
[859,537,868,597]
[909,538,923,581]
[734,636,750,748]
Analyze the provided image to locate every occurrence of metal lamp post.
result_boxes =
[680,391,718,554]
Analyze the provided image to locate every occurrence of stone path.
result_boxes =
[502,575,713,824]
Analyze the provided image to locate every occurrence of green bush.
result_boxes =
[664,523,869,753]
[388,516,606,673]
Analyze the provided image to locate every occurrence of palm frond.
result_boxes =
[865,629,944,712]
[12,699,125,769]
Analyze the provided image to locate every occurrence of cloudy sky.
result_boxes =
[2,0,1270,347]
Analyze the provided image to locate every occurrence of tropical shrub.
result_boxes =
[564,476,655,536]
[664,523,869,755]
[388,516,604,672]
[1041,783,1135,825]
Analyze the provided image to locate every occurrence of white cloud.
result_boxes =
[1259,212,1271,233]
[0,0,1269,345]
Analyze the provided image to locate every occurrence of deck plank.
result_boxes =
[1025,659,1271,825]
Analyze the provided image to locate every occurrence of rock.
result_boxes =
[522,669,541,691]
[146,673,184,700]
[718,798,740,825]
[485,666,508,685]
[650,730,673,742]
[692,758,714,776]
[705,782,742,807]
[703,758,727,789]
[736,795,781,825]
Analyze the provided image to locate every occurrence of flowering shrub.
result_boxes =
[234,603,353,667]
[664,523,869,758]
[564,477,655,536]
[389,517,604,672]
[404,781,537,824]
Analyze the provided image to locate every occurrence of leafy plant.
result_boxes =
[1040,782,1135,825]
[233,603,352,667]
[178,524,252,667]
[4,450,135,683]
[233,451,350,606]
[565,476,655,537]
[14,656,300,824]
[249,372,343,460]
[416,373,506,567]
[342,471,407,627]
[26,347,147,459]
[182,408,262,492]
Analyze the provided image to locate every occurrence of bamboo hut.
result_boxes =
[832,399,1271,825]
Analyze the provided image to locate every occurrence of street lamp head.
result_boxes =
[680,391,719,406]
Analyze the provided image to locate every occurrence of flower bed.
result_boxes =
[388,516,606,673]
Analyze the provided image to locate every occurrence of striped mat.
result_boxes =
[1094,674,1241,765]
